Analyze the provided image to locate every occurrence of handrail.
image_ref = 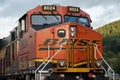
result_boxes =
[35,42,66,80]
[39,42,65,80]
[94,44,115,80]
[35,45,51,80]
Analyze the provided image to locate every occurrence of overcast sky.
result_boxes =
[0,0,120,38]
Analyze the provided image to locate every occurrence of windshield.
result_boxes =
[31,14,61,30]
[65,16,89,27]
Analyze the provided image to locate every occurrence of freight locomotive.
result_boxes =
[0,5,115,80]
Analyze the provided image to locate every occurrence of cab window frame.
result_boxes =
[30,14,62,30]
[64,15,90,27]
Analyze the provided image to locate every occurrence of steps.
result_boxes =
[94,44,115,80]
[35,43,66,80]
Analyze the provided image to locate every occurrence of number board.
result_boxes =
[68,6,80,13]
[42,5,56,11]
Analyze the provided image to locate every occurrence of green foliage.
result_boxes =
[96,20,120,37]
[95,20,120,73]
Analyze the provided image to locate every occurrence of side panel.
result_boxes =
[18,28,36,70]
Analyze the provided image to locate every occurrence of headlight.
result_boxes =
[70,27,76,32]
[96,60,101,67]
[70,32,75,37]
[58,60,65,67]
[70,26,76,37]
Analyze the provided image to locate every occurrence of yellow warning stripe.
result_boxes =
[35,58,57,63]
[53,68,90,73]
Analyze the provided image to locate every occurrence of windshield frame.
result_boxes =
[31,14,62,26]
[64,15,90,27]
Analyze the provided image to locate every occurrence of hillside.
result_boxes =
[95,20,120,73]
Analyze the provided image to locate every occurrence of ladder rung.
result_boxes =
[38,70,49,74]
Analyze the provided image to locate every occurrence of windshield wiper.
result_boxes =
[39,11,47,20]
[51,11,59,20]
[75,17,80,22]
[65,16,71,22]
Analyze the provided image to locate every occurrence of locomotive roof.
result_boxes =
[0,35,11,49]
[19,5,90,20]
